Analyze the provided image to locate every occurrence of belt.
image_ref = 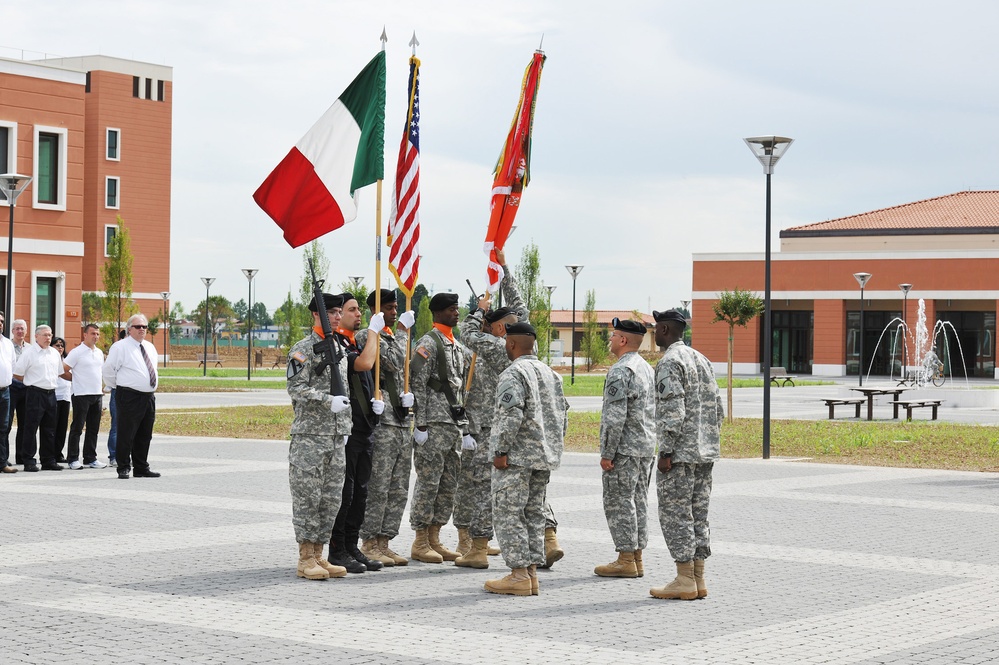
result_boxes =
[27,386,55,394]
[117,386,154,395]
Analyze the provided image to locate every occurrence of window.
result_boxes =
[157,79,164,101]
[85,71,91,93]
[0,121,16,205]
[0,125,8,174]
[104,224,117,257]
[35,277,56,329]
[106,176,119,209]
[133,76,140,98]
[145,77,152,100]
[106,128,120,160]
[33,126,68,210]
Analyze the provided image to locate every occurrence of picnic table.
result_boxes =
[850,386,910,421]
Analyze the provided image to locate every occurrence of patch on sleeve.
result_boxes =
[287,358,303,379]
[605,378,624,401]
[292,351,306,363]
[498,386,521,408]
[416,346,430,359]
[657,379,668,394]
[502,392,513,403]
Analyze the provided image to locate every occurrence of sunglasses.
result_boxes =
[132,325,148,330]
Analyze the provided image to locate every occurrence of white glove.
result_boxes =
[329,395,350,414]
[368,312,386,332]
[343,436,348,446]
[461,434,477,451]
[398,310,416,329]
[371,399,385,415]
[413,428,429,445]
[400,392,414,408]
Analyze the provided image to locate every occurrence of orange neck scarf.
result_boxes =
[433,322,455,343]
[336,327,357,346]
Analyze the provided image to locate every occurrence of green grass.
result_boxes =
[157,377,287,392]
[561,375,833,396]
[159,368,287,378]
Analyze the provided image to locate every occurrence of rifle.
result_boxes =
[308,258,347,398]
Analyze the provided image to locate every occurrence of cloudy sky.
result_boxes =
[12,1,999,315]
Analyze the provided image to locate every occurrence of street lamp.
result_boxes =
[565,265,583,385]
[348,276,364,293]
[242,269,258,381]
[744,135,793,460]
[160,291,170,368]
[545,284,556,362]
[854,272,872,386]
[0,173,33,336]
[681,299,690,320]
[200,277,215,377]
[899,283,912,380]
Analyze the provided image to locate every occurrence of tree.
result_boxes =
[410,283,429,315]
[338,279,370,328]
[100,215,135,333]
[169,303,184,341]
[192,295,235,354]
[580,288,607,370]
[81,292,102,326]
[711,288,764,423]
[147,315,161,342]
[514,243,552,362]
[414,295,432,341]
[232,298,248,320]
[250,302,273,326]
[273,290,307,352]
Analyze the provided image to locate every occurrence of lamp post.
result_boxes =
[681,299,690,319]
[545,284,556,362]
[160,291,170,368]
[242,269,258,381]
[348,276,364,293]
[854,272,872,386]
[565,265,583,385]
[0,173,33,336]
[744,136,793,460]
[200,277,215,377]
[899,283,912,379]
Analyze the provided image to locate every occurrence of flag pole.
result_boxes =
[373,28,388,400]
[463,292,491,394]
[404,294,412,392]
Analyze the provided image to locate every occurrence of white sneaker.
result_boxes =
[69,460,83,470]
[86,460,108,469]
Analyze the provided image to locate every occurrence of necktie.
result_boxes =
[139,343,157,389]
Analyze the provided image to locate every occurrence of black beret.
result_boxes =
[612,318,646,335]
[308,293,344,312]
[653,309,687,326]
[366,288,397,308]
[338,292,356,305]
[484,306,515,324]
[429,292,459,312]
[505,322,537,338]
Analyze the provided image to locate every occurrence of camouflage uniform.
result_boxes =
[409,327,469,530]
[356,327,412,541]
[490,354,568,570]
[454,269,525,539]
[655,340,723,562]
[287,332,352,544]
[600,351,656,552]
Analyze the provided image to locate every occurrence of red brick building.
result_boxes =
[0,54,171,338]
[692,191,999,379]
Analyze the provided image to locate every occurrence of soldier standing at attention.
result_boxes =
[409,292,474,563]
[485,322,568,596]
[649,309,723,601]
[357,289,416,567]
[594,318,656,579]
[286,293,352,581]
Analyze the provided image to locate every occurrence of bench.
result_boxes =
[770,367,797,387]
[822,398,865,419]
[271,354,285,369]
[196,353,223,368]
[890,399,943,421]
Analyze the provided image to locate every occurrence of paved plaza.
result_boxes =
[3,431,999,664]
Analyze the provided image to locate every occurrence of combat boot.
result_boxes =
[311,543,347,578]
[360,537,395,567]
[594,551,639,578]
[347,541,384,571]
[456,528,472,556]
[428,524,460,561]
[411,528,444,563]
[635,549,644,577]
[650,561,698,600]
[327,543,367,574]
[528,564,539,596]
[483,568,532,596]
[297,542,329,580]
[379,535,408,566]
[454,537,490,569]
[539,527,563,569]
[693,559,707,598]
[487,541,501,556]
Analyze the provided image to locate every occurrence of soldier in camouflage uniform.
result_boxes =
[485,323,568,596]
[648,309,723,601]
[357,289,416,567]
[409,292,474,563]
[287,293,352,581]
[594,318,656,579]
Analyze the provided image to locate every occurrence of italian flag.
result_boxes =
[254,51,385,248]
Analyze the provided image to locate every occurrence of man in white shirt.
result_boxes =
[13,325,64,471]
[5,319,28,465]
[102,314,159,479]
[64,324,107,469]
[0,312,18,474]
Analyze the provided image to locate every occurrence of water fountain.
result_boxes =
[866,299,969,387]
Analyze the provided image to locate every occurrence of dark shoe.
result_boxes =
[23,464,39,472]
[56,457,68,464]
[348,545,384,571]
[118,468,130,479]
[327,548,366,574]
[41,463,64,471]
[133,469,161,478]
[1,465,17,473]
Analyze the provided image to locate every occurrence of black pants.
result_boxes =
[55,399,70,460]
[114,387,155,472]
[23,387,57,466]
[67,394,103,464]
[330,431,374,550]
[6,380,26,464]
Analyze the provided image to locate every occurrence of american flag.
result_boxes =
[388,56,421,298]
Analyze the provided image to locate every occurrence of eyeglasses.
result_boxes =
[132,325,148,330]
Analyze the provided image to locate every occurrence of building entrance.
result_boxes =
[768,310,813,374]
[847,310,903,377]
[936,311,995,378]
